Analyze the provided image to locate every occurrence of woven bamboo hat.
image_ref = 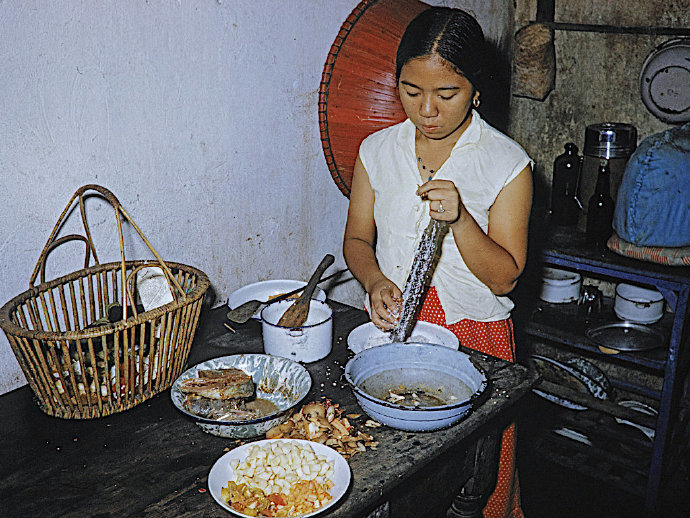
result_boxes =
[318,0,429,197]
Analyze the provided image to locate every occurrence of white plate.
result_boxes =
[347,321,459,354]
[228,280,327,320]
[615,400,657,441]
[553,427,592,446]
[208,439,351,517]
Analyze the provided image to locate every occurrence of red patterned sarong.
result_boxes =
[418,287,524,518]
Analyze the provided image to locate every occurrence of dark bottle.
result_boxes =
[551,142,582,226]
[586,159,615,249]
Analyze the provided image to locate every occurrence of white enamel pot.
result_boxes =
[539,267,582,303]
[261,299,333,363]
[614,283,664,324]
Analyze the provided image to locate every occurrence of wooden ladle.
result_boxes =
[277,254,335,327]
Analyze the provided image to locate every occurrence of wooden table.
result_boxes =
[0,302,536,518]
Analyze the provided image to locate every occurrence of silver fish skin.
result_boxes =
[389,220,448,342]
[183,394,258,421]
[179,373,255,399]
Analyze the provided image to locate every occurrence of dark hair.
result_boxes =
[395,7,488,95]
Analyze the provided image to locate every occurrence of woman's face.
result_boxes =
[398,53,477,141]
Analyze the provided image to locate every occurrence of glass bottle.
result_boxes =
[586,159,615,249]
[551,142,582,226]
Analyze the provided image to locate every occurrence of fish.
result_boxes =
[179,367,254,399]
[183,394,259,421]
[389,220,448,342]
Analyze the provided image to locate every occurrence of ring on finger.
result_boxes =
[438,201,445,213]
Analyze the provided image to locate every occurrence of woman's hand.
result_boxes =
[416,179,464,223]
[367,278,403,330]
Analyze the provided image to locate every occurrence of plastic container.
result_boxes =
[539,267,582,303]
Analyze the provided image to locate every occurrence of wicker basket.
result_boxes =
[0,185,210,419]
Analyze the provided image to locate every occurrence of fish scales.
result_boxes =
[389,220,447,342]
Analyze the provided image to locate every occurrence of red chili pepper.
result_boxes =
[268,493,286,506]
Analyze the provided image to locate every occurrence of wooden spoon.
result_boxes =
[226,269,346,324]
[277,254,335,327]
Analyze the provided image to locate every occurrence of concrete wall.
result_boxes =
[510,0,690,217]
[0,0,513,395]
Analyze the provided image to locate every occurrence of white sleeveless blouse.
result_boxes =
[358,111,533,324]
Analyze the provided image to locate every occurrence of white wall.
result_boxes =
[0,0,512,395]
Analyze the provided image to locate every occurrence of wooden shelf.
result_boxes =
[525,298,672,373]
[518,224,690,511]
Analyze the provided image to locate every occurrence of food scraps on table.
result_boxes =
[265,399,378,458]
[221,440,335,517]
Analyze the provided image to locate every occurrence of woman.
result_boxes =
[343,7,532,518]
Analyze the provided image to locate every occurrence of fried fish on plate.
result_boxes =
[179,368,254,399]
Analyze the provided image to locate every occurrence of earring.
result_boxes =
[473,97,480,108]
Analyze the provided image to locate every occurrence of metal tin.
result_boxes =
[583,123,637,159]
[170,354,312,438]
[585,321,665,352]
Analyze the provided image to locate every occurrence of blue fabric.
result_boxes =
[613,123,690,247]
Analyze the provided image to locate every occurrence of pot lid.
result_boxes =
[585,321,665,352]
[639,38,690,124]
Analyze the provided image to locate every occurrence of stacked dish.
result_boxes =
[528,354,610,410]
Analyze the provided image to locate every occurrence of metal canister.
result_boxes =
[584,123,638,159]
[579,123,638,229]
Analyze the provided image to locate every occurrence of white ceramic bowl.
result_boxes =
[539,267,582,303]
[170,354,311,438]
[261,299,333,363]
[347,321,459,354]
[614,283,664,324]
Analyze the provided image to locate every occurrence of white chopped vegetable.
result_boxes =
[229,441,335,491]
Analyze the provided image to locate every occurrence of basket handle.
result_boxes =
[29,184,187,321]
[39,234,95,285]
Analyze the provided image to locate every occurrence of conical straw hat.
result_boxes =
[318,0,429,197]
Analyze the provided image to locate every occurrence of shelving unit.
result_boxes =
[520,227,690,512]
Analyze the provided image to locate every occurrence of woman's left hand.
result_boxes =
[416,179,463,223]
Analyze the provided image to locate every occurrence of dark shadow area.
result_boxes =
[477,40,512,133]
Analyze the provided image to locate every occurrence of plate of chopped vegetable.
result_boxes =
[208,438,351,517]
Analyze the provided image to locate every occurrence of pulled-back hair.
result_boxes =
[395,8,488,95]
